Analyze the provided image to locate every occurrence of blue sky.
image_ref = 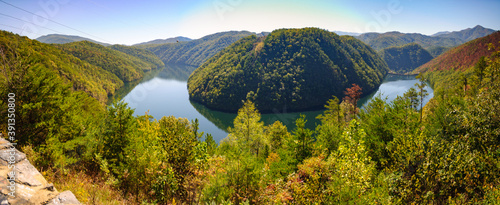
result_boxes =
[1,0,499,45]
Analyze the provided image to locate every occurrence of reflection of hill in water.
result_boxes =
[107,68,163,104]
[157,64,196,81]
[383,74,417,82]
[108,64,196,104]
[191,99,322,134]
[190,100,235,132]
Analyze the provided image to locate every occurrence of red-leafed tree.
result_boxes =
[343,84,362,107]
[343,84,362,116]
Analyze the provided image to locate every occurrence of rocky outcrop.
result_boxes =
[0,138,80,205]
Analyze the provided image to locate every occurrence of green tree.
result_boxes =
[315,96,345,155]
[228,100,266,158]
[291,114,314,164]
[415,74,429,122]
[99,100,136,175]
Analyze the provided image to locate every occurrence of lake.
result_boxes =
[118,64,434,143]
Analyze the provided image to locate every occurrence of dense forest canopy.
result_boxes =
[143,31,255,66]
[188,28,389,113]
[108,44,165,70]
[56,41,152,82]
[0,30,123,103]
[380,43,434,74]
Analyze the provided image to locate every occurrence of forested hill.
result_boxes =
[414,31,500,92]
[380,43,433,74]
[356,26,495,57]
[36,34,110,46]
[188,28,389,113]
[55,41,152,82]
[144,31,254,66]
[357,32,462,56]
[415,31,500,74]
[0,30,122,103]
[108,44,165,69]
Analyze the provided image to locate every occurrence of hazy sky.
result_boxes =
[1,0,499,45]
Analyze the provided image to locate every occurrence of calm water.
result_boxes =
[120,64,433,143]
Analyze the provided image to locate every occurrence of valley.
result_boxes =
[0,16,499,204]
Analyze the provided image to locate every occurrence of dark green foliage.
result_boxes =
[380,43,433,73]
[55,41,147,82]
[0,43,105,169]
[145,31,254,66]
[291,115,314,165]
[0,30,123,103]
[99,101,136,173]
[109,44,164,70]
[427,46,450,57]
[188,28,389,113]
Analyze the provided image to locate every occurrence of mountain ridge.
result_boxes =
[36,34,110,46]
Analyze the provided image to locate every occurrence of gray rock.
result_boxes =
[0,139,14,150]
[0,148,26,164]
[0,193,8,205]
[46,191,80,205]
[8,159,45,187]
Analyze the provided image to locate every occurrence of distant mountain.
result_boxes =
[415,31,500,74]
[188,28,388,112]
[36,34,110,46]
[256,32,270,37]
[133,36,191,46]
[380,43,433,74]
[433,25,496,42]
[146,31,255,66]
[432,31,451,37]
[334,31,361,36]
[356,31,462,52]
[357,26,496,57]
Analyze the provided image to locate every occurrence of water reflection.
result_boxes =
[157,64,196,81]
[119,64,433,143]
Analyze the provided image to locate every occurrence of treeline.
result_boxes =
[188,28,388,113]
[144,31,254,66]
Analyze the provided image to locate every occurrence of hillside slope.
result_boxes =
[109,44,165,69]
[0,30,122,103]
[133,36,191,46]
[188,28,388,112]
[414,31,500,92]
[380,43,433,73]
[55,41,149,82]
[415,31,500,73]
[145,31,254,66]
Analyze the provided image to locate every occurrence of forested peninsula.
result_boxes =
[188,28,389,113]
